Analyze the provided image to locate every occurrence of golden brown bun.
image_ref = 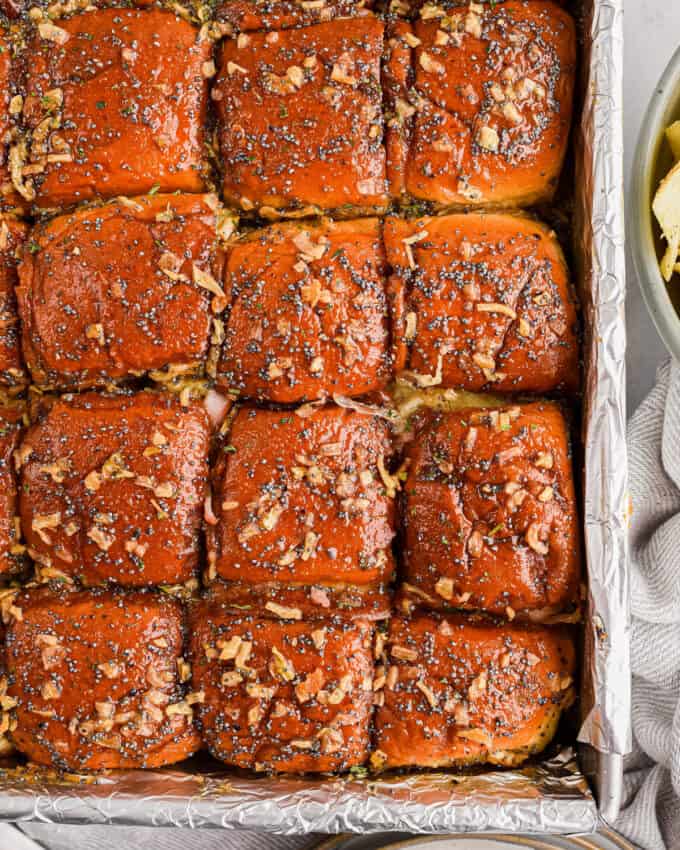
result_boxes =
[216,0,374,32]
[17,195,223,390]
[373,612,575,769]
[18,391,210,587]
[22,9,210,208]
[189,600,375,772]
[385,212,579,393]
[214,16,388,215]
[0,218,27,391]
[385,1,576,208]
[6,586,200,770]
[0,29,25,212]
[207,404,396,591]
[218,218,390,403]
[399,402,581,619]
[204,579,392,622]
[0,404,24,577]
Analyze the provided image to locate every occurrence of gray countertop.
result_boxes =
[624,0,680,414]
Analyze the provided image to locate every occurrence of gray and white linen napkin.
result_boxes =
[615,359,680,850]
[2,822,315,850]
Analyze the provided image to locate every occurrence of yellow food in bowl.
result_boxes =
[653,120,680,280]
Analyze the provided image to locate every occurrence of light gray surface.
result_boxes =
[614,359,680,850]
[624,1,680,413]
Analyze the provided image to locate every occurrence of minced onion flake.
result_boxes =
[331,394,397,423]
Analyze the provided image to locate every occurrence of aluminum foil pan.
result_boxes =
[571,0,630,827]
[0,749,597,833]
[0,0,628,834]
[574,0,629,759]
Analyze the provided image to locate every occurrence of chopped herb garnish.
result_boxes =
[349,765,369,779]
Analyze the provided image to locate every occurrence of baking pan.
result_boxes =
[0,0,628,834]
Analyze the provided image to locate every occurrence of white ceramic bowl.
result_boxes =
[631,45,680,362]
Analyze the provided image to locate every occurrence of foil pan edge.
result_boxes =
[575,0,631,759]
